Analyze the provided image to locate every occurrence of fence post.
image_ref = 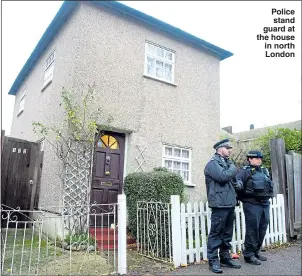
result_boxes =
[285,152,295,238]
[292,152,302,234]
[279,194,287,243]
[171,195,181,268]
[118,194,127,275]
[270,138,290,240]
[1,130,4,150]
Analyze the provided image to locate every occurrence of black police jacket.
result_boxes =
[236,165,274,204]
[204,153,238,208]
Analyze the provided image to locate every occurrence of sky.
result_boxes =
[1,1,301,135]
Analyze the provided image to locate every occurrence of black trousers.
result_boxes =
[243,202,270,258]
[207,207,235,263]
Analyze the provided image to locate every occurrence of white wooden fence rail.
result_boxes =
[171,194,286,267]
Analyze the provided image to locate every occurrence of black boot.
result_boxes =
[220,258,241,269]
[209,260,223,274]
[255,253,267,261]
[244,255,261,265]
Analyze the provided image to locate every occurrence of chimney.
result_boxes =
[250,124,254,130]
[222,126,233,134]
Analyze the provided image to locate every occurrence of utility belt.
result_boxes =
[241,196,270,202]
[241,197,270,205]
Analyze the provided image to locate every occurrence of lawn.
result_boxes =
[1,229,114,275]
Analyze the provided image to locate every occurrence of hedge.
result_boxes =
[124,167,185,239]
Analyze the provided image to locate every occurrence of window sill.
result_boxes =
[17,110,24,117]
[185,183,196,187]
[41,80,52,92]
[143,74,177,87]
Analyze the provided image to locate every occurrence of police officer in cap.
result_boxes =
[234,150,274,265]
[204,138,241,273]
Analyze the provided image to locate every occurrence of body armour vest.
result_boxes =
[243,166,274,199]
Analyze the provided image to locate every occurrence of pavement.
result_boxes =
[166,241,301,275]
[127,241,301,275]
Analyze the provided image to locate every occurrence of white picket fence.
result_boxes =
[171,194,287,267]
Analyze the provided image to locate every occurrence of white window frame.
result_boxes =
[144,41,176,85]
[162,144,194,186]
[43,50,55,89]
[18,88,26,115]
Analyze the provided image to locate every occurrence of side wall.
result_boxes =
[10,6,84,209]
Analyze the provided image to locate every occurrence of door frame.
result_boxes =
[90,130,127,205]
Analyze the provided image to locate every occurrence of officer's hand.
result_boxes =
[226,158,233,165]
[234,183,243,191]
[226,158,239,170]
[232,180,243,191]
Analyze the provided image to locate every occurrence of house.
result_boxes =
[234,120,301,143]
[8,1,233,214]
[224,120,301,150]
[221,120,301,162]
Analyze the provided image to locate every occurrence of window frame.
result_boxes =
[17,88,26,116]
[162,144,193,186]
[144,41,176,85]
[42,50,55,90]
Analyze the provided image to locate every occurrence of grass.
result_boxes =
[1,229,114,275]
[1,229,62,275]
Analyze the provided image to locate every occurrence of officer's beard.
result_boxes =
[216,148,230,159]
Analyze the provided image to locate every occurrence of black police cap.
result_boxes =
[246,150,263,158]
[213,138,233,150]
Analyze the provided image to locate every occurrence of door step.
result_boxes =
[89,228,136,250]
[89,227,118,236]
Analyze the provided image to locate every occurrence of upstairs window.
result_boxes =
[18,88,26,115]
[144,42,175,84]
[43,50,55,89]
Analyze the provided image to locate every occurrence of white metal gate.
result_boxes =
[136,201,172,263]
[0,194,127,275]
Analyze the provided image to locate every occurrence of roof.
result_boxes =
[8,1,233,96]
[234,120,302,141]
[220,129,235,140]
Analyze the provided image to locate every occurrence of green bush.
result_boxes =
[253,127,302,171]
[124,167,185,239]
[64,233,95,246]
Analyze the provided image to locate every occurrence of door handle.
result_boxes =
[106,156,110,165]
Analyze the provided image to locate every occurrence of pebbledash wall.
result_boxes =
[10,2,222,208]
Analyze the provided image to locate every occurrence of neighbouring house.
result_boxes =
[234,120,301,149]
[8,1,233,218]
[221,120,302,160]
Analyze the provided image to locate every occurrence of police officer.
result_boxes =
[235,150,274,265]
[204,138,241,273]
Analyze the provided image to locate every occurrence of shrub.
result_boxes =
[64,233,95,246]
[253,127,302,171]
[124,167,185,239]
